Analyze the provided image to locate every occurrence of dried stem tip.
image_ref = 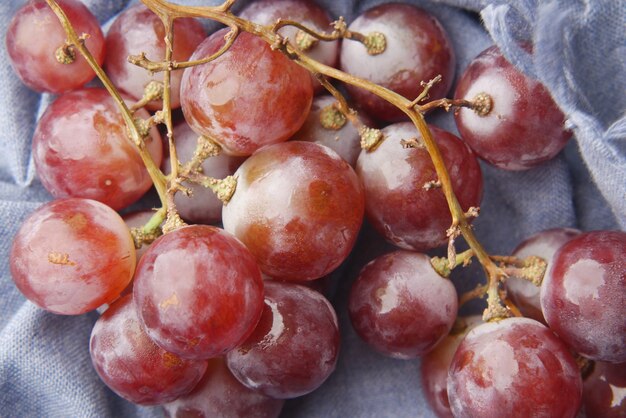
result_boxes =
[55,43,76,64]
[363,32,386,55]
[319,104,347,130]
[295,30,317,51]
[359,126,384,151]
[472,92,493,117]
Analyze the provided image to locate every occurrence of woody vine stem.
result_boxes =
[44,0,538,321]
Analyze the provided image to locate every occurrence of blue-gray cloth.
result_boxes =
[1,0,624,417]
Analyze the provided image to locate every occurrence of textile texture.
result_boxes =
[0,0,624,417]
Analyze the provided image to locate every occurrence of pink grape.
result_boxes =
[32,88,163,211]
[181,30,313,156]
[447,317,583,418]
[90,295,207,405]
[5,0,105,93]
[540,230,626,363]
[10,198,135,315]
[222,141,364,281]
[226,281,340,399]
[163,357,284,418]
[356,122,482,251]
[105,4,206,110]
[133,225,264,360]
[340,3,455,122]
[454,45,572,170]
[348,251,458,359]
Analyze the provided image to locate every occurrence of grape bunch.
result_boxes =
[4,0,624,417]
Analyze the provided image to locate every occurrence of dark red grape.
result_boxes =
[162,120,244,224]
[582,361,626,417]
[340,3,455,122]
[540,230,626,363]
[454,45,572,170]
[421,316,482,418]
[222,141,364,281]
[32,88,163,211]
[90,295,207,405]
[349,251,458,359]
[226,281,340,399]
[133,225,264,360]
[447,317,583,418]
[356,122,482,251]
[10,198,135,315]
[5,0,105,93]
[105,4,206,110]
[506,228,581,323]
[181,30,313,156]
[290,95,370,166]
[239,0,338,93]
[163,357,284,418]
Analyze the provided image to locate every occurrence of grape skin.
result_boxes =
[133,225,265,360]
[90,295,208,405]
[226,281,340,399]
[10,198,135,315]
[181,30,313,156]
[447,317,582,418]
[105,4,206,110]
[582,360,626,417]
[222,141,364,281]
[348,251,458,359]
[5,0,105,93]
[32,88,163,211]
[540,230,626,363]
[454,45,572,170]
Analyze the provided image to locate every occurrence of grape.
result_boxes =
[5,0,105,93]
[32,88,163,211]
[421,316,482,418]
[540,230,626,363]
[582,361,626,417]
[239,0,338,93]
[133,225,264,360]
[506,228,581,323]
[90,295,207,405]
[10,198,135,315]
[163,357,284,418]
[180,29,313,156]
[105,4,206,110]
[222,141,364,281]
[348,251,458,359]
[454,45,572,170]
[162,120,245,224]
[226,281,340,399]
[340,3,455,122]
[356,122,482,251]
[290,95,371,166]
[447,317,583,418]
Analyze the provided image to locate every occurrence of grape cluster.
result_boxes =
[5,0,624,417]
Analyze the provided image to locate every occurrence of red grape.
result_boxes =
[290,95,370,166]
[5,0,105,93]
[162,120,244,224]
[239,0,338,93]
[133,225,264,360]
[90,295,207,405]
[105,4,206,110]
[349,251,458,359]
[226,281,340,399]
[506,228,581,323]
[421,316,482,418]
[340,3,455,122]
[356,122,482,251]
[540,230,626,363]
[447,317,583,418]
[32,88,163,211]
[222,141,364,281]
[163,357,284,418]
[10,198,135,315]
[454,45,572,170]
[582,361,626,417]
[180,30,313,156]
